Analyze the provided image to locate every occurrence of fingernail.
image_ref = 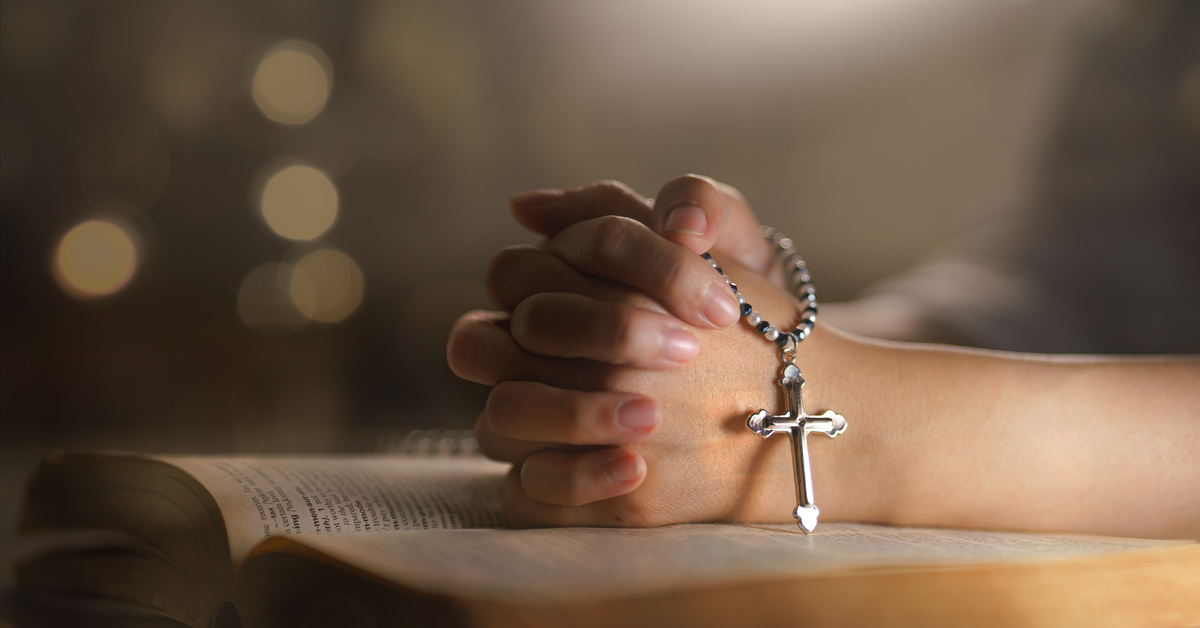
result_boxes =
[663,203,708,236]
[701,285,740,328]
[661,327,698,364]
[615,399,660,431]
[510,188,564,207]
[603,453,644,484]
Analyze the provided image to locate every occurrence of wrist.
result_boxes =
[794,324,899,526]
[699,251,898,527]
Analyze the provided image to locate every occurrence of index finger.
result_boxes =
[544,215,741,329]
[651,174,776,283]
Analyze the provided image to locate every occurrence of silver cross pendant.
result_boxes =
[747,363,847,534]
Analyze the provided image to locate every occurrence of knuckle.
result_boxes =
[581,215,638,266]
[661,173,715,199]
[655,253,685,292]
[652,250,700,310]
[485,246,533,305]
[509,295,548,351]
[486,245,530,283]
[517,459,552,504]
[586,179,637,202]
[474,414,503,460]
[562,391,601,443]
[484,383,516,430]
[523,453,591,507]
[607,307,642,363]
[446,312,515,385]
[446,316,481,379]
[560,457,595,506]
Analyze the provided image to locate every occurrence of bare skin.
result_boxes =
[448,177,1200,539]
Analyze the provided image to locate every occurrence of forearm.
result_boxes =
[821,330,1200,538]
[460,223,1197,535]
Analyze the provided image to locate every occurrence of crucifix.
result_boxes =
[747,362,847,534]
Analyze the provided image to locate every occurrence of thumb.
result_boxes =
[651,174,775,280]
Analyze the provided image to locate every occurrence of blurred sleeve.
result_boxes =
[845,0,1200,354]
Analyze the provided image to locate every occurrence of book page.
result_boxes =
[264,522,1188,601]
[157,456,508,565]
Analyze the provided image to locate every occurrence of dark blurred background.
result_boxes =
[5,0,1196,590]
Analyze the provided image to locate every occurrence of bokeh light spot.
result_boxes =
[252,40,332,125]
[53,220,138,299]
[289,248,364,323]
[259,164,338,241]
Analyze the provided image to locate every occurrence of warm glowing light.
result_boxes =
[259,164,338,241]
[252,40,332,125]
[53,220,138,299]
[289,248,364,323]
[237,263,308,333]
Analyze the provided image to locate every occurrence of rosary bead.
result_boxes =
[702,228,819,351]
[737,228,843,535]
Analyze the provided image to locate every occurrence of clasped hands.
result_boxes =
[448,176,844,527]
[451,181,1200,539]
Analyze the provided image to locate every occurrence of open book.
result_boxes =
[14,452,1200,627]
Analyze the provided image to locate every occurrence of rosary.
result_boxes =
[704,227,847,534]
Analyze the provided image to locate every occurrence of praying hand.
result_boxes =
[448,176,1200,539]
